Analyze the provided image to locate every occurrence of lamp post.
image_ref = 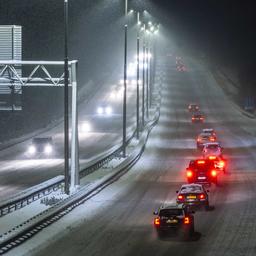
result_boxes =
[142,24,146,128]
[146,43,149,119]
[64,0,69,195]
[136,12,140,139]
[122,0,128,157]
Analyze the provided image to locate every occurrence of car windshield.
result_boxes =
[159,209,183,217]
[32,138,52,144]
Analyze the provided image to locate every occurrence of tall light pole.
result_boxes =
[136,12,140,139]
[64,0,69,195]
[123,0,128,157]
[142,24,146,128]
[125,0,128,16]
[146,43,149,119]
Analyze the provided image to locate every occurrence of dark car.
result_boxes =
[196,132,216,149]
[176,183,210,210]
[153,204,194,239]
[177,64,187,72]
[186,159,218,185]
[191,113,204,123]
[27,137,53,157]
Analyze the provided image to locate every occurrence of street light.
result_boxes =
[136,11,140,139]
[142,23,146,128]
[146,43,149,119]
[64,0,69,195]
[123,0,128,157]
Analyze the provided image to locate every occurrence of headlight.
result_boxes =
[28,145,36,154]
[110,92,116,99]
[97,107,104,115]
[44,145,52,154]
[105,106,112,115]
[81,122,91,132]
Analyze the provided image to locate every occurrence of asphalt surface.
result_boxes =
[0,75,137,200]
[8,53,256,256]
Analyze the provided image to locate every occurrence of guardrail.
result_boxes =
[0,176,63,217]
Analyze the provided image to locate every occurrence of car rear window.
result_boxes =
[159,209,183,217]
[207,145,218,149]
[181,185,201,192]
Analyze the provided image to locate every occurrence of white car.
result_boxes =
[96,104,113,116]
[202,142,223,158]
[27,137,53,157]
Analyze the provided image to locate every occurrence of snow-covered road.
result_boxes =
[7,51,256,256]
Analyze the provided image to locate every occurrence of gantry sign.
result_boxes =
[0,60,80,191]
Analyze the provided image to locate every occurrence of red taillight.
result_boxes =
[208,155,216,160]
[154,217,160,226]
[210,137,215,142]
[199,194,205,200]
[192,117,195,120]
[197,160,205,164]
[211,170,217,177]
[197,138,201,142]
[184,217,190,224]
[200,117,204,120]
[219,160,225,168]
[187,170,193,178]
[177,195,184,201]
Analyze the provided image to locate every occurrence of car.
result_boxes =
[27,137,53,157]
[177,64,186,72]
[202,142,223,158]
[196,132,217,149]
[186,159,218,185]
[176,183,210,210]
[188,103,199,112]
[191,113,204,123]
[206,155,226,173]
[202,128,216,137]
[153,204,194,239]
[79,121,91,133]
[96,104,113,116]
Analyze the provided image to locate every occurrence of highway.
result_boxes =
[7,51,256,256]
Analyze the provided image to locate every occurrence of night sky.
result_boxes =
[1,1,256,86]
